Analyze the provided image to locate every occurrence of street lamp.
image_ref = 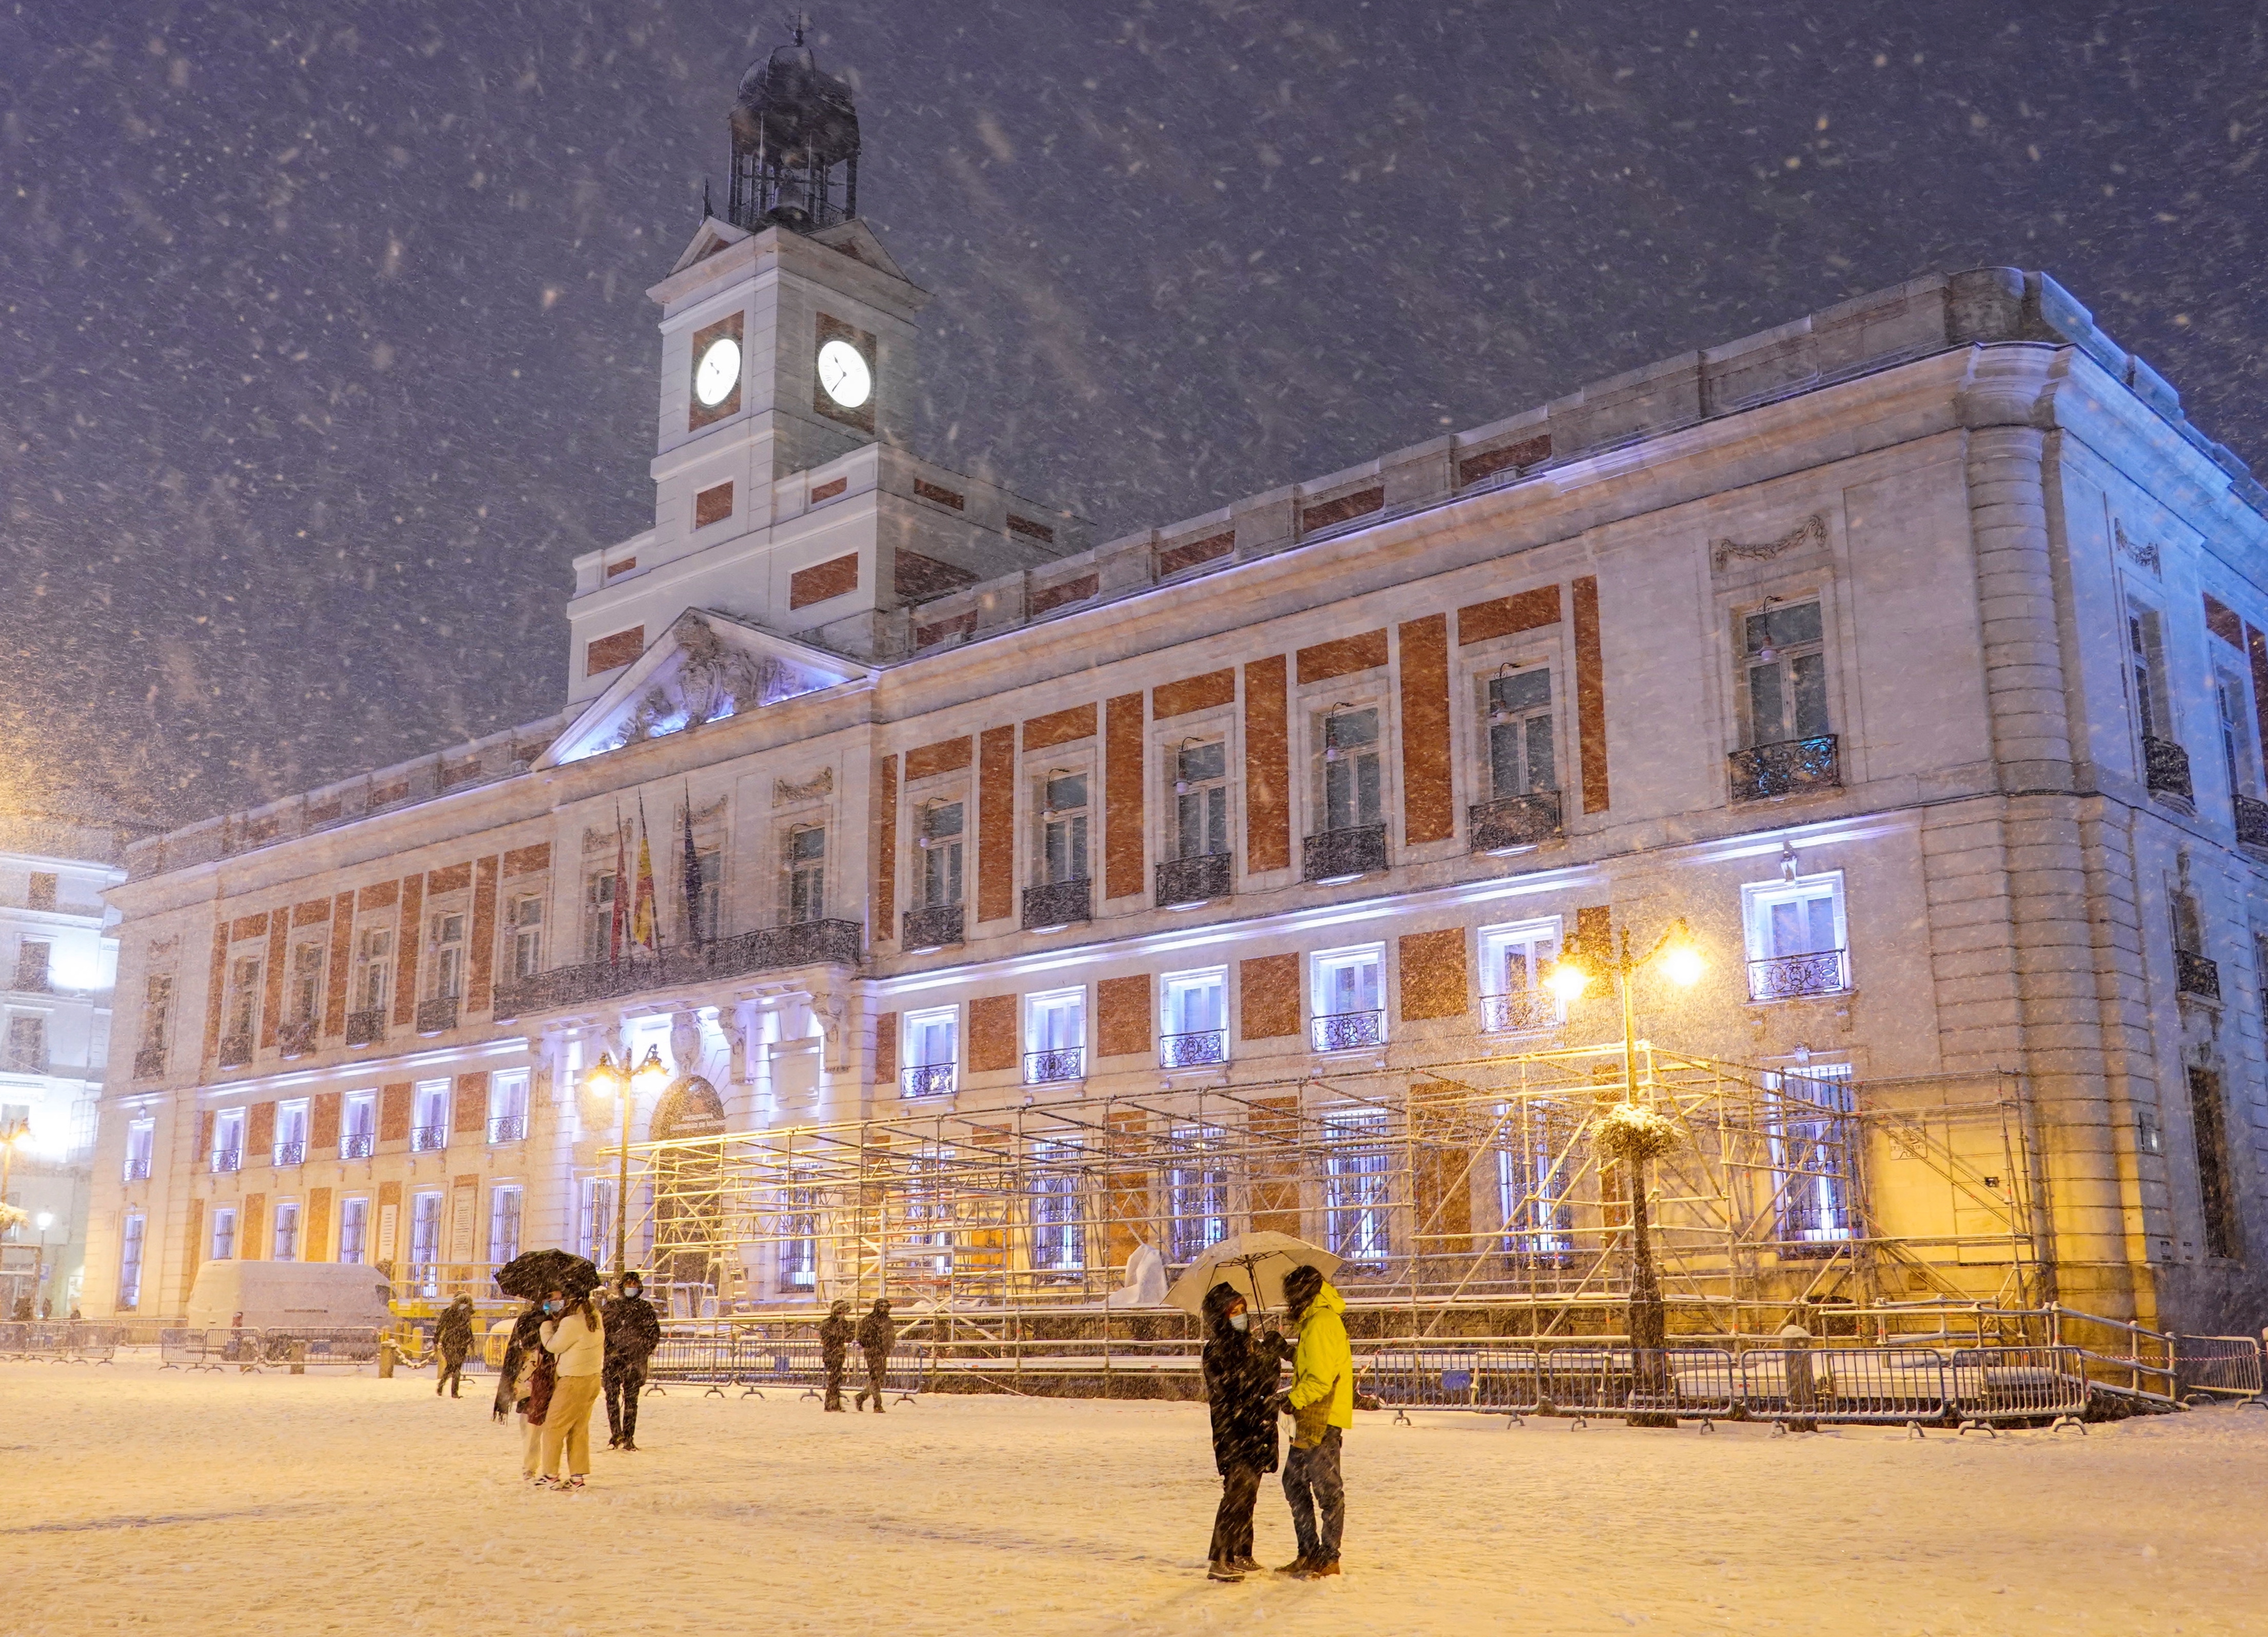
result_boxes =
[1545,917,1705,1425]
[588,1045,669,1280]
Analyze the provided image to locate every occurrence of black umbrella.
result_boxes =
[493,1248,603,1300]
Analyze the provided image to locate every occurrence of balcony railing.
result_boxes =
[10,969,51,994]
[276,1019,317,1059]
[2236,792,2268,849]
[2143,735,2193,803]
[415,996,459,1037]
[902,1064,956,1099]
[1156,853,1232,909]
[410,1125,449,1152]
[1160,1029,1228,1069]
[1024,1047,1085,1085]
[340,1132,375,1160]
[1747,949,1853,1003]
[1022,877,1092,932]
[492,919,864,1020]
[488,1113,527,1144]
[216,1032,253,1070]
[3,1051,47,1075]
[1310,1009,1385,1052]
[345,1009,386,1048]
[122,1155,151,1183]
[210,1147,243,1174]
[1302,824,1388,884]
[1728,734,1840,802]
[1468,791,1563,853]
[2176,948,2221,1003]
[1479,990,1559,1035]
[132,1042,166,1080]
[272,1140,305,1167]
[901,904,965,952]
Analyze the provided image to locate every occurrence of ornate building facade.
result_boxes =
[82,41,2268,1335]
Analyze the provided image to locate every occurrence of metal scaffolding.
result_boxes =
[625,1041,2050,1336]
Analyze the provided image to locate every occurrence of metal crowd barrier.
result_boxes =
[1742,1347,1948,1427]
[1949,1346,2089,1433]
[262,1327,383,1366]
[2173,1333,2267,1403]
[644,1329,924,1404]
[158,1327,267,1370]
[0,1322,120,1362]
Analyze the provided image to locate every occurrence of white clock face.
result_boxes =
[817,337,872,409]
[693,336,742,408]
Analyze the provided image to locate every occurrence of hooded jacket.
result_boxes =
[602,1290,663,1364]
[1285,1281,1354,1445]
[819,1304,855,1363]
[855,1303,897,1355]
[435,1299,475,1358]
[1200,1284,1287,1475]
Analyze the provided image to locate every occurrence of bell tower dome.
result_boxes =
[727,26,860,234]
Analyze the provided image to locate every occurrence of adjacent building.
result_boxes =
[81,38,2268,1336]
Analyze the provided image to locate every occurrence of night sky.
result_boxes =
[3,1,2262,828]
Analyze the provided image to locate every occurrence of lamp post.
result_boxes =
[588,1045,669,1280]
[1546,918,1704,1423]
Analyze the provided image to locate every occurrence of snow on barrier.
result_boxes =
[2172,1334,2266,1403]
[1741,1347,1948,1426]
[1948,1346,2090,1433]
[0,1322,120,1363]
[261,1327,383,1367]
[645,1329,923,1404]
[158,1327,267,1371]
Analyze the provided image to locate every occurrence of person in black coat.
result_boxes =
[818,1300,855,1411]
[434,1296,475,1398]
[1199,1281,1291,1582]
[853,1298,897,1412]
[601,1272,664,1450]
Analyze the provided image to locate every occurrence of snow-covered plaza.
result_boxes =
[5,1363,2268,1635]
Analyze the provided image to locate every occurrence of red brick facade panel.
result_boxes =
[1457,432,1550,488]
[380,1082,412,1144]
[503,843,551,878]
[310,1091,341,1150]
[1105,693,1144,901]
[790,553,860,609]
[694,481,734,529]
[357,880,399,912]
[874,754,899,940]
[467,856,499,1014]
[1398,928,1468,1021]
[1022,702,1097,752]
[1573,574,1609,814]
[1240,953,1301,1039]
[1243,657,1290,873]
[904,736,972,782]
[1456,584,1561,646]
[1153,668,1236,720]
[967,994,1018,1073]
[454,1072,488,1133]
[1296,628,1390,685]
[291,899,331,927]
[585,627,645,677]
[427,862,472,896]
[1398,614,1454,845]
[895,547,976,598]
[1097,974,1151,1058]
[872,1012,898,1084]
[304,1187,332,1262]
[392,875,424,1026]
[323,891,354,1036]
[1158,530,1234,577]
[1029,574,1096,616]
[259,914,288,1047]
[977,726,1016,924]
[1299,485,1384,534]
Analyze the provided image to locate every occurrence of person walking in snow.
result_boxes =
[1200,1282,1292,1582]
[535,1285,605,1491]
[495,1302,549,1479]
[1275,1264,1352,1579]
[818,1299,856,1411]
[601,1272,663,1451]
[853,1297,897,1412]
[434,1295,476,1399]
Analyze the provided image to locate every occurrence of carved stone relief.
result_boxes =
[1710,512,1827,572]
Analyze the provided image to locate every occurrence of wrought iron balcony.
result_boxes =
[1479,990,1559,1035]
[491,918,864,1020]
[340,1132,375,1161]
[272,1140,305,1167]
[1728,734,1840,802]
[132,1043,166,1081]
[210,1147,242,1174]
[122,1155,151,1183]
[2143,735,2193,803]
[1302,823,1388,883]
[10,968,52,994]
[1024,1047,1085,1085]
[415,996,459,1037]
[2236,792,2268,850]
[488,1113,527,1144]
[902,1064,956,1099]
[1022,877,1092,932]
[275,1019,316,1060]
[345,1009,386,1048]
[1160,1029,1228,1069]
[1468,791,1563,853]
[901,904,965,952]
[1156,853,1232,909]
[2176,948,2221,1003]
[216,1032,253,1070]
[1747,949,1853,1002]
[410,1125,449,1153]
[1310,1009,1385,1052]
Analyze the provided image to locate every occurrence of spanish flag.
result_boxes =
[632,796,659,952]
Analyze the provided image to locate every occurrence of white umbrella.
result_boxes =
[1164,1230,1341,1319]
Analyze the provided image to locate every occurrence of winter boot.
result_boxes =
[1234,1556,1262,1573]
[1273,1558,1310,1576]
[1207,1560,1245,1583]
[620,1439,639,1451]
[1295,1560,1341,1580]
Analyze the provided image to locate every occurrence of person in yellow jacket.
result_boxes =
[1275,1264,1351,1578]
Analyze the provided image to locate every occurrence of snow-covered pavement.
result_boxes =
[5,1360,2266,1635]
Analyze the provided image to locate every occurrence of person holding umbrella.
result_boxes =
[1199,1282,1291,1582]
[536,1281,606,1490]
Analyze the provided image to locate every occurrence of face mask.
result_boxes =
[543,1300,562,1315]
[1229,1312,1250,1332]
[622,1287,640,1299]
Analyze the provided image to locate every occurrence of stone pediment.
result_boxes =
[668,215,753,277]
[539,609,868,769]
[808,219,917,287]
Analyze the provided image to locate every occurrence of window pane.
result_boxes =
[1046,773,1087,811]
[1489,721,1525,798]
[1526,717,1554,792]
[1180,742,1225,783]
[1356,751,1381,824]
[1490,670,1550,711]
[1790,652,1830,737]
[1748,662,1785,743]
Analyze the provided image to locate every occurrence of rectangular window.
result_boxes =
[226,954,262,1040]
[1166,1124,1229,1264]
[1160,968,1228,1068]
[272,1200,301,1261]
[27,872,56,911]
[1040,772,1090,885]
[919,802,965,908]
[2189,1066,2241,1260]
[786,828,825,925]
[1486,667,1556,797]
[488,1069,529,1143]
[1311,945,1386,1051]
[905,1144,954,1274]
[579,1177,618,1266]
[342,1091,376,1158]
[5,1014,45,1074]
[2129,604,2171,740]
[2217,668,2258,797]
[210,1206,237,1262]
[14,939,50,992]
[117,1212,146,1309]
[689,847,723,942]
[142,973,173,1056]
[289,939,325,1023]
[489,1185,524,1265]
[125,1116,156,1182]
[779,1169,819,1290]
[509,895,545,980]
[1495,1103,1573,1262]
[409,1191,444,1294]
[1028,1140,1085,1271]
[429,911,466,1000]
[354,927,393,1015]
[904,1006,958,1097]
[1767,1065,1857,1247]
[411,1081,450,1152]
[212,1108,246,1172]
[584,871,619,964]
[1479,920,1564,1034]
[1320,707,1382,830]
[1172,741,1229,860]
[1025,989,1085,1084]
[1743,598,1829,746]
[339,1197,370,1264]
[275,1099,309,1165]
[1324,1109,1391,1266]
[1742,874,1850,1000]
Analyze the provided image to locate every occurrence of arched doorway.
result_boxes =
[648,1077,728,1309]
